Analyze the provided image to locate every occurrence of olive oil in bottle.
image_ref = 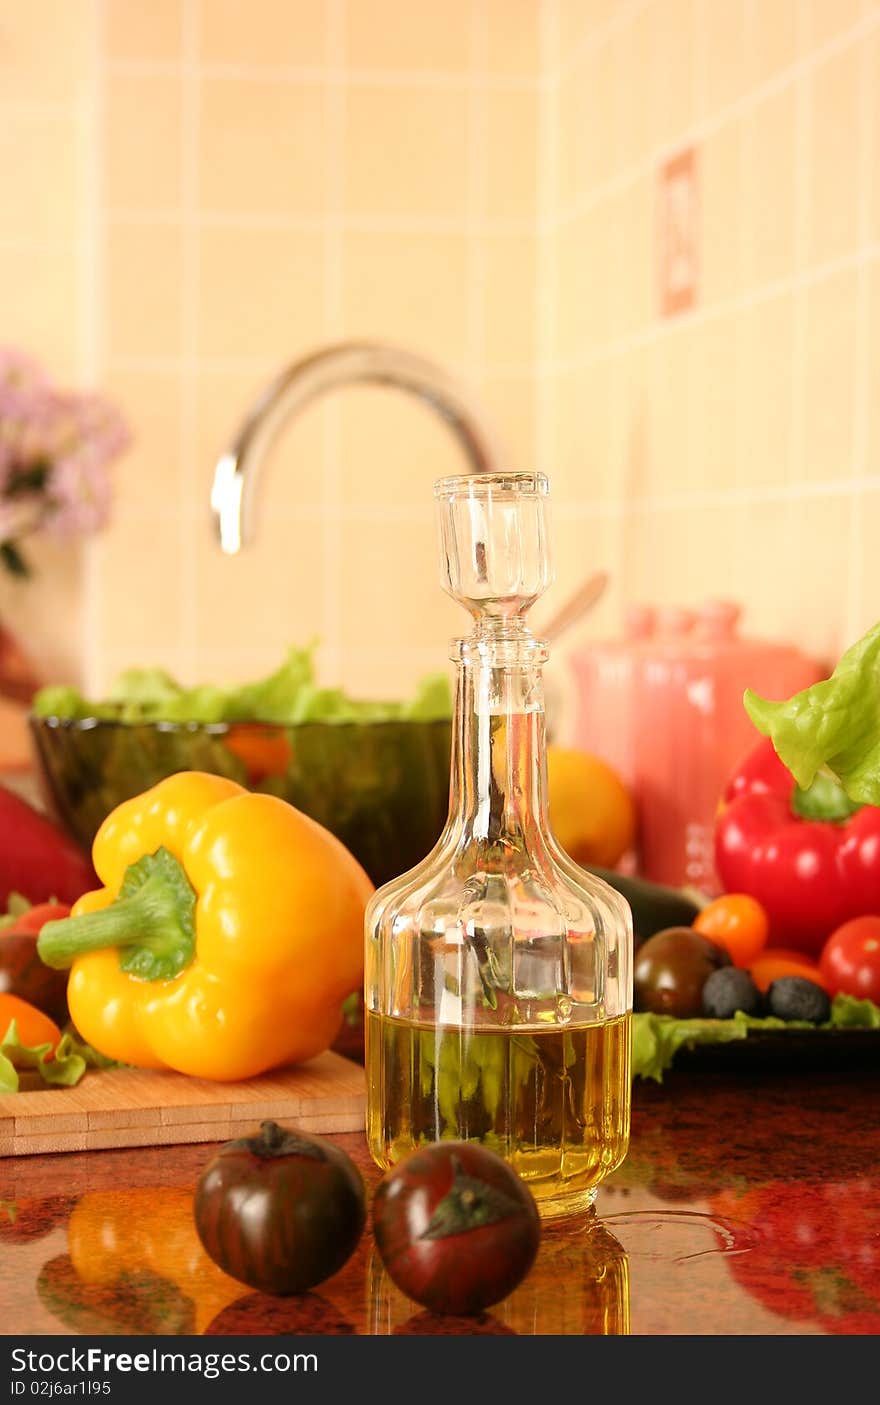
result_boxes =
[366,1013,631,1218]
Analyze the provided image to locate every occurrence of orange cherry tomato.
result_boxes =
[748,949,830,995]
[693,894,770,968]
[0,992,62,1053]
[223,724,292,785]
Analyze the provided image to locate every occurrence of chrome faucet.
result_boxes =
[210,340,508,552]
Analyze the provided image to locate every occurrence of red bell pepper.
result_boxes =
[0,784,96,910]
[715,738,880,957]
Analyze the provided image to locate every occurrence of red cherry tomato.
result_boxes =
[372,1142,540,1316]
[819,916,880,1002]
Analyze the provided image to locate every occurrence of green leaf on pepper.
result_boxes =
[744,618,880,806]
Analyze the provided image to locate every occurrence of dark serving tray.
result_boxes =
[674,1027,880,1072]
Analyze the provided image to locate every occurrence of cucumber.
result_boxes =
[586,866,702,948]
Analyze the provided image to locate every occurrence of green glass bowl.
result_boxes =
[28,714,453,890]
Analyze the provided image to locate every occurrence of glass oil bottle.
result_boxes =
[365,472,633,1219]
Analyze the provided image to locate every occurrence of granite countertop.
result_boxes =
[3,1065,879,1336]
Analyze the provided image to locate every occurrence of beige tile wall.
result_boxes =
[1,0,539,702]
[545,0,880,685]
[2,0,878,718]
[0,2,93,685]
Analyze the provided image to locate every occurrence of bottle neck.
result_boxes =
[447,632,550,845]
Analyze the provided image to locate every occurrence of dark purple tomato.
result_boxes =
[193,1121,366,1296]
[372,1142,541,1316]
[633,926,732,1018]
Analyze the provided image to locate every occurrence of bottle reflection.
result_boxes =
[498,1216,630,1336]
[368,1212,630,1336]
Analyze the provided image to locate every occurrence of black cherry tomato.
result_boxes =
[193,1121,366,1296]
[0,901,71,1025]
[633,926,732,1017]
[372,1141,541,1316]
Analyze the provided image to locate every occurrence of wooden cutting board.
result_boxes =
[0,1050,366,1157]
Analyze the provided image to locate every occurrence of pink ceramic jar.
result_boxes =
[568,601,825,893]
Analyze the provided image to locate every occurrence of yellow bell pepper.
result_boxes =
[37,771,373,1080]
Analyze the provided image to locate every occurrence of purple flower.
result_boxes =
[0,347,130,571]
[45,447,115,536]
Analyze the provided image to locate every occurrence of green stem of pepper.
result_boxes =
[791,772,863,823]
[37,846,196,982]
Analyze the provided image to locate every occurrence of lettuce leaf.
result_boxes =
[108,666,183,712]
[744,619,880,805]
[404,672,457,720]
[32,649,454,727]
[0,893,33,929]
[828,992,880,1028]
[0,1021,117,1094]
[632,1014,748,1081]
[632,993,880,1082]
[31,685,97,721]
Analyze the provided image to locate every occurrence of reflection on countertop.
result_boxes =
[2,1068,879,1337]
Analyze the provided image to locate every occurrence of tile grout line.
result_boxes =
[103,59,541,88]
[98,209,537,236]
[162,473,880,523]
[535,0,558,485]
[735,0,757,499]
[179,0,200,681]
[80,0,105,696]
[0,99,78,116]
[321,0,346,686]
[126,472,880,527]
[196,641,453,663]
[555,0,651,86]
[549,474,880,518]
[465,0,489,392]
[691,0,707,121]
[788,5,811,502]
[846,17,877,644]
[0,236,90,252]
[99,353,544,378]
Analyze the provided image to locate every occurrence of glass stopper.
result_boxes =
[434,471,554,628]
